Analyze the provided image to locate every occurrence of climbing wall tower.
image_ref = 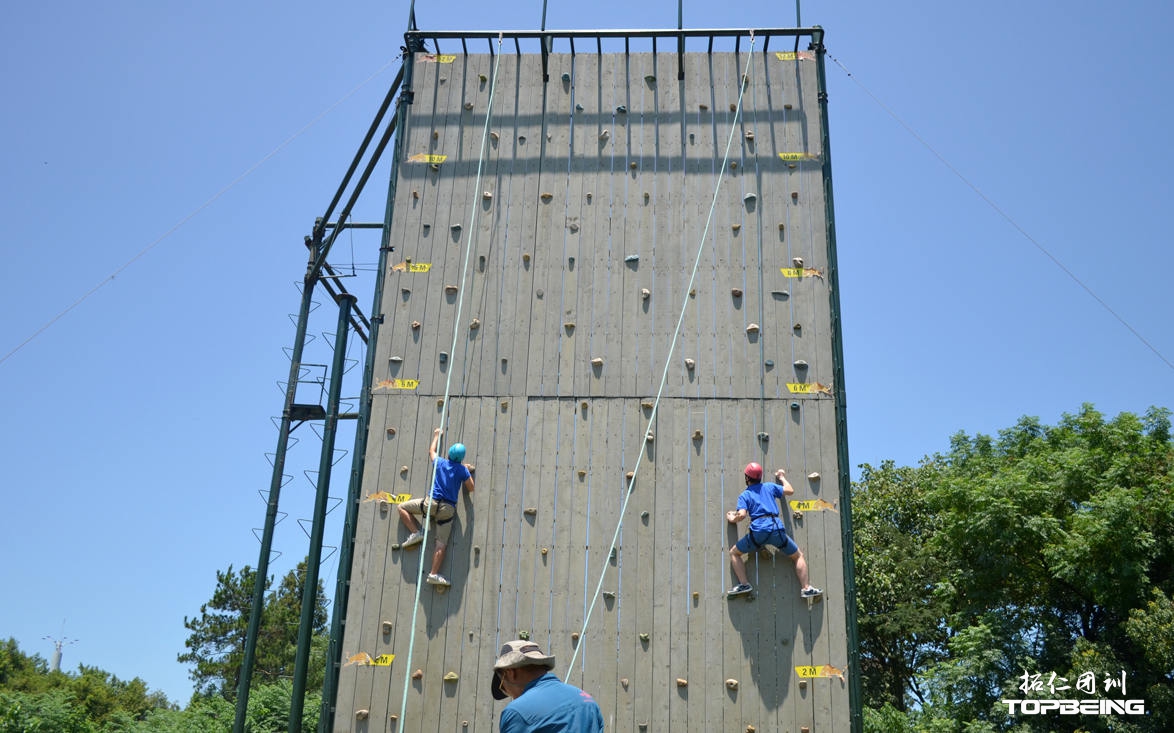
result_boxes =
[329,26,859,733]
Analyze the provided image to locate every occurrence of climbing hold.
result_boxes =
[401,465,409,474]
[641,400,654,409]
[586,192,593,201]
[412,668,424,679]
[490,131,499,141]
[518,630,530,640]
[411,321,421,330]
[470,318,481,330]
[778,222,785,231]
[541,547,548,555]
[479,74,488,82]
[625,471,634,481]
[693,429,703,440]
[564,322,575,332]
[483,191,493,200]
[439,352,448,363]
[639,633,650,642]
[390,355,403,363]
[540,192,553,201]
[616,105,627,113]
[791,191,799,200]
[793,359,808,369]
[422,224,430,232]
[450,223,461,232]
[576,103,584,111]
[699,103,708,111]
[356,709,370,720]
[502,358,509,367]
[684,358,695,370]
[641,288,650,299]
[793,256,804,267]
[808,472,821,480]
[463,102,474,110]
[463,722,469,728]
[437,398,445,408]
[524,507,538,516]
[622,678,631,688]
[581,401,589,410]
[629,161,638,170]
[603,591,616,599]
[599,130,610,142]
[730,161,738,170]
[501,400,508,411]
[518,135,526,143]
[742,73,751,85]
[430,163,440,171]
[641,511,649,519]
[645,431,654,442]
[784,103,793,110]
[474,546,480,554]
[444,672,459,682]
[432,130,439,140]
[693,591,700,600]
[791,402,801,410]
[382,620,393,634]
[757,432,769,442]
[571,632,579,642]
[624,254,640,263]
[578,469,586,478]
[729,103,737,112]
[798,679,807,689]
[745,131,755,141]
[746,323,760,334]
[569,222,580,232]
[676,678,688,687]
[732,288,743,298]
[643,191,650,202]
[591,357,604,367]
[690,289,696,297]
[412,190,419,200]
[387,427,397,436]
[561,72,571,82]
[731,223,741,232]
[746,726,756,733]
[522,253,531,264]
[744,192,757,204]
[644,74,656,83]
[726,679,739,690]
[568,256,575,267]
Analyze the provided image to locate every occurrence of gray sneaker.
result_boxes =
[727,583,752,596]
[800,586,823,599]
[426,573,451,587]
[401,531,424,549]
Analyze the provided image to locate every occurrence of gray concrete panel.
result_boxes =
[334,47,851,732]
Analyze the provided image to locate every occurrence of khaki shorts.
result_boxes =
[400,498,456,543]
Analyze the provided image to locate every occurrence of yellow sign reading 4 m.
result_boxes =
[370,654,395,667]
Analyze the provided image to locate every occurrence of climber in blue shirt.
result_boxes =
[725,462,822,599]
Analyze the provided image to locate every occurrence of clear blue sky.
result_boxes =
[2,0,1170,706]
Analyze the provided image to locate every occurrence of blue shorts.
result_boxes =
[736,527,798,556]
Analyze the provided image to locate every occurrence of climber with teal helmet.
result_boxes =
[398,427,475,587]
[725,461,821,599]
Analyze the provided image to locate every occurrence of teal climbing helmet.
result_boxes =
[448,443,466,463]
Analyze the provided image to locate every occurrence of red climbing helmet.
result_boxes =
[744,462,763,481]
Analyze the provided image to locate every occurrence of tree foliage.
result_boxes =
[178,561,328,701]
[854,404,1174,732]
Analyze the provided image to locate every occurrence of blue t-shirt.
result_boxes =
[499,672,604,733]
[431,457,471,504]
[737,482,785,532]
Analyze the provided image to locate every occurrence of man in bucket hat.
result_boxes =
[491,640,604,732]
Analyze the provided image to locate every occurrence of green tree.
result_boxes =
[854,405,1174,732]
[178,561,328,702]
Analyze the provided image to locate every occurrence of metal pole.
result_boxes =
[289,293,355,732]
[233,242,320,733]
[811,28,863,733]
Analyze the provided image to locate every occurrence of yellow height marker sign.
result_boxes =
[795,664,846,681]
[373,378,420,391]
[790,499,838,513]
[370,654,395,667]
[408,153,448,164]
[786,382,832,396]
[344,652,396,667]
[364,492,413,504]
[780,267,823,279]
[775,51,815,61]
[420,54,456,63]
[778,152,817,161]
[392,261,432,273]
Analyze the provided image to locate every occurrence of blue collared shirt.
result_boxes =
[500,672,605,732]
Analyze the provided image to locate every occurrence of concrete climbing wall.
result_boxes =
[334,45,852,732]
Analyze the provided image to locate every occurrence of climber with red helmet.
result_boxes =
[397,427,475,587]
[725,462,822,599]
